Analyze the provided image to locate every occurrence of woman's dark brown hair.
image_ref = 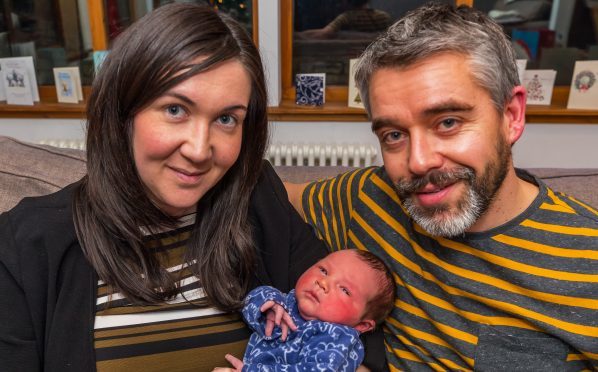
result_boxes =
[73,3,268,310]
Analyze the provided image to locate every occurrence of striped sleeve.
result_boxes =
[301,167,377,251]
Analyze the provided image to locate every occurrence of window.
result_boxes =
[1,0,93,84]
[0,0,256,88]
[284,0,598,103]
[102,0,256,44]
[475,0,598,85]
[284,0,465,101]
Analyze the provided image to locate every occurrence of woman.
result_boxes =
[0,4,326,371]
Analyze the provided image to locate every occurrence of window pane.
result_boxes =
[476,0,598,85]
[1,0,93,84]
[105,0,254,43]
[293,0,453,86]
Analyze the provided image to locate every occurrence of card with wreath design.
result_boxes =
[567,60,598,110]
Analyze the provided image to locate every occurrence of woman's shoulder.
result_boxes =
[5,182,77,220]
[1,182,79,255]
[251,160,288,208]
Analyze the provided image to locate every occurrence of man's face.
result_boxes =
[369,52,514,237]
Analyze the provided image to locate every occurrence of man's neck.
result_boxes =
[467,167,539,233]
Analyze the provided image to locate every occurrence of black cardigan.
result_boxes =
[0,162,387,371]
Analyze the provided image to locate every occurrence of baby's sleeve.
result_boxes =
[242,286,286,337]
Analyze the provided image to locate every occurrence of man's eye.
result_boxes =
[383,131,404,144]
[440,118,457,129]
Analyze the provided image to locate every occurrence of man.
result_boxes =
[286,3,598,371]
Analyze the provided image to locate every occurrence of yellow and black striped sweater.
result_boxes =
[302,167,598,371]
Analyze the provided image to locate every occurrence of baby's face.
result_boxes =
[295,250,379,328]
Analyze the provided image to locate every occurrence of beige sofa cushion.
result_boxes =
[0,136,86,212]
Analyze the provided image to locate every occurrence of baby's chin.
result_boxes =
[296,300,318,321]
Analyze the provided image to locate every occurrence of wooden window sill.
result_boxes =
[1,87,597,123]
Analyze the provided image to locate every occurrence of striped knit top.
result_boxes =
[301,167,598,371]
[93,214,250,371]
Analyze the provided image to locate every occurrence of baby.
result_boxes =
[216,249,395,371]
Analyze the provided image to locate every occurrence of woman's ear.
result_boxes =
[355,319,376,333]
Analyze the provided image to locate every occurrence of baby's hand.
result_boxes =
[212,354,243,372]
[261,300,297,341]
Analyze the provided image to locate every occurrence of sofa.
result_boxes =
[1,135,597,214]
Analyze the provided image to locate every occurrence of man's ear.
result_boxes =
[503,85,527,145]
[355,319,376,333]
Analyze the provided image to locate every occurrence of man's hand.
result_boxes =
[212,354,244,372]
[261,300,297,341]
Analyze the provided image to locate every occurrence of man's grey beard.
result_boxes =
[399,174,484,237]
[394,145,510,238]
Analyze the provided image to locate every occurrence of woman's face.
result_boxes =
[132,58,251,217]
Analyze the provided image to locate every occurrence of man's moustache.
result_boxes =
[395,167,474,194]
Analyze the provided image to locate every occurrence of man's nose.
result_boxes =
[408,132,442,176]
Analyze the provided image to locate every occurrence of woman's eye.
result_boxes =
[166,104,185,118]
[217,114,236,126]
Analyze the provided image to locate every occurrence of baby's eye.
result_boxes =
[341,287,351,296]
[318,266,327,275]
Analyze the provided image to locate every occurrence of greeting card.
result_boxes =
[523,69,556,105]
[567,60,598,110]
[295,73,325,106]
[53,67,83,103]
[2,66,34,105]
[348,58,364,109]
[93,50,109,73]
[516,59,527,84]
[0,56,39,102]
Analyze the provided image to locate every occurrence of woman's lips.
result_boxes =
[170,166,205,184]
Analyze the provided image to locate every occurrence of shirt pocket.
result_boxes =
[473,325,569,372]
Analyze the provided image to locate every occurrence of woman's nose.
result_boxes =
[181,121,212,164]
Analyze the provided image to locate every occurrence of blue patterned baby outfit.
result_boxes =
[242,286,364,371]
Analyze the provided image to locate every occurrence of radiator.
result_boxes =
[39,140,378,167]
[267,143,377,167]
[39,139,86,150]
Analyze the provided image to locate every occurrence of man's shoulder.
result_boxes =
[312,166,389,187]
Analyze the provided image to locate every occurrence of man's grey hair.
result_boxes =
[355,2,519,115]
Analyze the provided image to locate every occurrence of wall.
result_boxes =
[1,118,596,168]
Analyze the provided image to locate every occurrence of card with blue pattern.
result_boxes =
[295,73,325,106]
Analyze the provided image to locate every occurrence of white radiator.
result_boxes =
[39,139,86,150]
[39,140,378,167]
[267,143,377,167]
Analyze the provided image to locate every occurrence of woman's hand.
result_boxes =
[260,300,297,341]
[212,354,244,372]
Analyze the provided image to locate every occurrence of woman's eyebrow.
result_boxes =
[163,92,195,107]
